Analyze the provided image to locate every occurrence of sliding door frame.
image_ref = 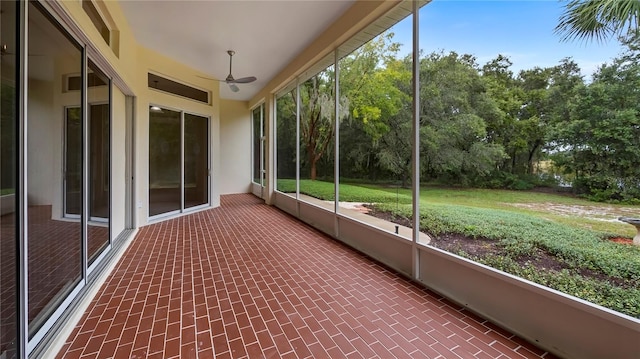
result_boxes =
[148,104,211,221]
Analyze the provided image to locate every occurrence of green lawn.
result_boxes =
[278,179,640,317]
[0,188,15,196]
[280,179,638,235]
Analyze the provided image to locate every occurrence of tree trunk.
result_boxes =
[309,148,317,180]
[527,141,541,174]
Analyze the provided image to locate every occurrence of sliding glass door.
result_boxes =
[65,101,110,266]
[149,108,181,216]
[149,107,209,218]
[87,60,111,266]
[4,0,121,354]
[27,2,114,345]
[0,0,18,356]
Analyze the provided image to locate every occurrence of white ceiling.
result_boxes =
[119,0,356,101]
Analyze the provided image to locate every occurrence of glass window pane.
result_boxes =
[149,108,181,216]
[252,107,261,184]
[65,108,82,216]
[87,60,110,265]
[0,0,18,355]
[184,113,208,209]
[276,90,296,195]
[338,12,414,238]
[28,1,83,335]
[299,65,335,206]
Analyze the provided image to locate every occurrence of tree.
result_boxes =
[556,0,640,42]
[276,90,298,181]
[376,56,413,186]
[418,51,506,184]
[551,33,640,201]
[481,55,526,174]
[298,32,405,181]
[297,71,340,181]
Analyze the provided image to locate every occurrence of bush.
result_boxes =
[479,172,537,190]
[570,174,640,204]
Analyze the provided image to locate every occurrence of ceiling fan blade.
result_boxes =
[228,83,240,92]
[230,76,257,84]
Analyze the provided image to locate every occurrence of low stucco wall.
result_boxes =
[417,245,640,359]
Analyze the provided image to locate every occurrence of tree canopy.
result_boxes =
[277,29,640,202]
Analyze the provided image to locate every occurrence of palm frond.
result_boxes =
[555,0,640,43]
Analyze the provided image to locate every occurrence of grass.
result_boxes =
[277,178,640,317]
[278,179,412,204]
[369,185,638,234]
[280,179,638,236]
[0,188,15,196]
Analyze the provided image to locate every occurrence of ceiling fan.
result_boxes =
[201,50,257,93]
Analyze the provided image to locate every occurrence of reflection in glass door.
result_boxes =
[89,104,109,220]
[65,90,111,265]
[149,108,181,217]
[65,108,82,217]
[28,1,83,336]
[149,107,209,217]
[87,59,111,265]
[184,114,209,209]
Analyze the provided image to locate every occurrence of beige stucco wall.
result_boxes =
[60,0,223,227]
[220,99,251,195]
[111,86,127,237]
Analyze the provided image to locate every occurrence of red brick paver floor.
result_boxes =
[56,194,558,359]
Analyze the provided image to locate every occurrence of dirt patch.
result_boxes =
[507,202,639,222]
[609,237,634,245]
[340,202,372,214]
[366,206,412,227]
[431,233,570,273]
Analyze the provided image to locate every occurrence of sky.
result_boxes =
[390,0,625,79]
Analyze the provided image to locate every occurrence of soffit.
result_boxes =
[119,0,356,101]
